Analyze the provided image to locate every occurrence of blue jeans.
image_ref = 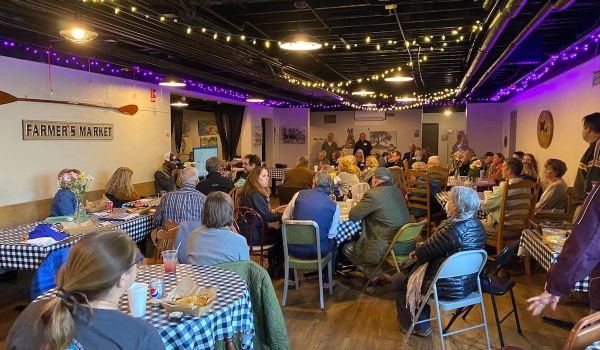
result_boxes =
[288,239,337,283]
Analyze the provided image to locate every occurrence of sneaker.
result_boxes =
[398,324,432,338]
[323,280,337,289]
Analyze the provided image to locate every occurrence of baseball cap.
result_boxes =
[374,167,392,179]
[164,152,179,163]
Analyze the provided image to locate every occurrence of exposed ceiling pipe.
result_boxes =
[457,0,527,94]
[468,0,576,97]
[482,0,496,11]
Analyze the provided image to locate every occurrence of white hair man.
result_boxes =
[283,155,314,189]
[154,166,207,227]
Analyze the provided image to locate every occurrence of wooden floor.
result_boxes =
[0,268,588,350]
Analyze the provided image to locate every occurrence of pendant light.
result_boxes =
[396,96,417,102]
[246,97,265,103]
[159,75,186,87]
[384,75,414,82]
[280,2,322,52]
[59,7,98,44]
[351,89,375,96]
[170,96,188,107]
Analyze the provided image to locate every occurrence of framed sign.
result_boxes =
[537,110,554,149]
[23,120,113,140]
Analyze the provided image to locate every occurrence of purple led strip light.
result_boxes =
[477,26,600,102]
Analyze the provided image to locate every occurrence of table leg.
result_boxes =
[524,256,531,275]
[542,316,574,330]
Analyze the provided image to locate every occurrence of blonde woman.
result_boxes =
[337,155,360,196]
[6,230,164,349]
[105,167,140,208]
[355,149,366,171]
[361,155,379,184]
[521,162,539,182]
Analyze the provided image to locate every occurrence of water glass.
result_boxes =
[162,250,177,274]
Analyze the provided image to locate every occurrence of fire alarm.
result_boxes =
[150,89,157,102]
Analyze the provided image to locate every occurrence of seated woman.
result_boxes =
[330,150,341,169]
[536,159,568,213]
[186,192,249,266]
[523,153,539,173]
[408,162,442,219]
[355,149,366,171]
[391,186,485,336]
[521,162,539,182]
[336,155,360,197]
[361,155,379,184]
[6,230,164,349]
[50,168,81,216]
[105,167,140,208]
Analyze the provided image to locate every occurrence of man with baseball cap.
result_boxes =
[154,152,180,193]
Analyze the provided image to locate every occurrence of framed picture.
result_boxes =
[199,135,218,147]
[369,130,397,149]
[413,129,420,138]
[274,127,279,143]
[281,127,306,144]
[198,120,218,136]
[252,126,263,145]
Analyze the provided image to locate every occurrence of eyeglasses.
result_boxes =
[130,252,144,269]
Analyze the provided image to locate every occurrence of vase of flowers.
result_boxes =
[329,172,341,200]
[451,151,462,179]
[59,171,94,223]
[468,158,483,183]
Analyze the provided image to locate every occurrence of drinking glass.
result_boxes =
[161,250,177,274]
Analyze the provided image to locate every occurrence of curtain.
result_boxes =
[215,104,245,161]
[171,108,183,153]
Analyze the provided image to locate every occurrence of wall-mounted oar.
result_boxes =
[0,91,138,116]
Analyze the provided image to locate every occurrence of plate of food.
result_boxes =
[159,276,217,317]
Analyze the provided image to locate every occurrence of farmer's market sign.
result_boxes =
[22,120,113,140]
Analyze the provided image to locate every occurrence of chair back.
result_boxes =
[278,186,303,205]
[228,186,241,208]
[403,159,410,172]
[405,170,431,231]
[428,166,448,191]
[395,220,427,244]
[485,241,520,276]
[566,186,576,217]
[234,206,265,248]
[281,220,322,267]
[389,166,406,190]
[563,311,600,350]
[351,182,370,201]
[152,220,179,263]
[435,249,488,280]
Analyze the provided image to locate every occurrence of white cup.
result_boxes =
[127,282,148,317]
[484,190,492,200]
[479,170,485,179]
[314,165,319,172]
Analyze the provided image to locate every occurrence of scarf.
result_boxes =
[406,262,429,321]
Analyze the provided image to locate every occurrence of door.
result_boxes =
[422,123,439,155]
[262,118,274,167]
[509,111,517,155]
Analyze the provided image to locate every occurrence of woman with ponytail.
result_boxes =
[6,230,164,350]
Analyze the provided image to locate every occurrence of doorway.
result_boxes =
[262,118,274,167]
[509,111,517,155]
[422,123,439,155]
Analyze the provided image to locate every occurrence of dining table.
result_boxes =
[0,208,153,270]
[446,176,496,189]
[37,264,255,350]
[435,191,487,219]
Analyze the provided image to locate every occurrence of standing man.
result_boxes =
[572,112,600,206]
[322,132,338,161]
[155,152,179,193]
[353,132,372,158]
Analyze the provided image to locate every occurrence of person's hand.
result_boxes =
[171,168,179,176]
[408,251,417,260]
[274,205,287,213]
[526,291,560,316]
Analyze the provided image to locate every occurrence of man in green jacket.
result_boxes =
[343,167,411,265]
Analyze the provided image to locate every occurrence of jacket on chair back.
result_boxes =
[415,216,485,299]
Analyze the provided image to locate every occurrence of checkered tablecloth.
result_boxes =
[267,168,288,181]
[37,264,254,350]
[0,209,152,270]
[334,219,362,246]
[435,191,487,219]
[519,229,589,292]
[447,177,496,188]
[587,341,600,350]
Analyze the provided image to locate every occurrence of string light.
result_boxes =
[213,32,218,40]
[365,36,371,43]
[160,16,165,22]
[131,6,136,12]
[226,35,231,42]
[114,7,119,14]
[186,27,191,34]
[240,35,246,41]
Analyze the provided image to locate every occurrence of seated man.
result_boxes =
[186,192,249,266]
[480,158,530,234]
[343,168,411,266]
[154,152,179,193]
[282,170,340,284]
[196,157,234,195]
[316,150,330,170]
[386,150,403,168]
[153,167,207,228]
[234,153,261,186]
[283,155,314,189]
[487,152,505,181]
[408,148,424,168]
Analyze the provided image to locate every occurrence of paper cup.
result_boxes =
[314,165,319,172]
[127,282,148,317]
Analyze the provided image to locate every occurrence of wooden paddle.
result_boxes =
[0,91,138,116]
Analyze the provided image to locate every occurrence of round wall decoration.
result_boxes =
[537,110,554,149]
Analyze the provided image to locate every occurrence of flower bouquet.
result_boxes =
[59,171,94,223]
[468,158,483,183]
[451,151,462,179]
[330,172,342,200]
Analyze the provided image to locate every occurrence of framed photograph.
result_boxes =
[252,126,263,145]
[274,127,279,143]
[413,129,420,138]
[369,130,397,149]
[199,135,218,147]
[198,120,218,136]
[281,127,306,144]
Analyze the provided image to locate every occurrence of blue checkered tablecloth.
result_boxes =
[0,209,152,270]
[588,341,600,350]
[37,264,254,350]
[334,219,361,246]
[435,191,486,219]
[519,229,589,292]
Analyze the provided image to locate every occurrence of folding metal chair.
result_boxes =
[404,249,491,350]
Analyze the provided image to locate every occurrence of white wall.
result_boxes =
[0,56,171,206]
[309,109,422,161]
[273,108,310,167]
[466,103,506,156]
[422,112,467,165]
[240,104,274,159]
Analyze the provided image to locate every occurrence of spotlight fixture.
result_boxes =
[246,97,265,103]
[396,97,417,102]
[59,13,98,44]
[384,75,414,82]
[351,90,375,96]
[280,33,322,51]
[444,109,453,116]
[170,96,188,107]
[159,75,186,87]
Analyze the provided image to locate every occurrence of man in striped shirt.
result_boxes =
[154,167,206,228]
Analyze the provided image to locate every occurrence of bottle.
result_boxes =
[347,189,353,200]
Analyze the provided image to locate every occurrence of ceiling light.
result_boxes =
[280,33,322,51]
[170,96,188,107]
[396,97,417,102]
[362,102,376,107]
[59,22,98,44]
[444,109,452,116]
[246,97,265,103]
[159,75,186,87]
[384,75,414,82]
[352,90,375,96]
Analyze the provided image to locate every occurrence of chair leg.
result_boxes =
[524,256,531,275]
[434,293,446,350]
[294,269,299,290]
[509,288,522,334]
[404,294,430,343]
[461,305,474,320]
[282,261,289,307]
[478,288,492,350]
[489,293,504,348]
[443,307,464,333]
[328,260,333,296]
[318,263,325,310]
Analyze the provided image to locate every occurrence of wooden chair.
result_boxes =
[403,159,410,172]
[228,187,241,208]
[486,180,538,255]
[534,186,575,222]
[428,166,448,191]
[234,206,276,274]
[563,311,600,350]
[277,186,304,205]
[147,220,179,264]
[405,170,431,235]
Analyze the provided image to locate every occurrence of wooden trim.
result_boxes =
[0,181,157,229]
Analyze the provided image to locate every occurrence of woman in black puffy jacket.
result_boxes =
[391,186,485,336]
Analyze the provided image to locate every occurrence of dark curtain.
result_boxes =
[215,104,245,161]
[171,108,183,153]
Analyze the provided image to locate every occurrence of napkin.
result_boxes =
[28,223,69,241]
[25,237,59,246]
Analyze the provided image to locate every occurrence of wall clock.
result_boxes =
[537,110,554,149]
